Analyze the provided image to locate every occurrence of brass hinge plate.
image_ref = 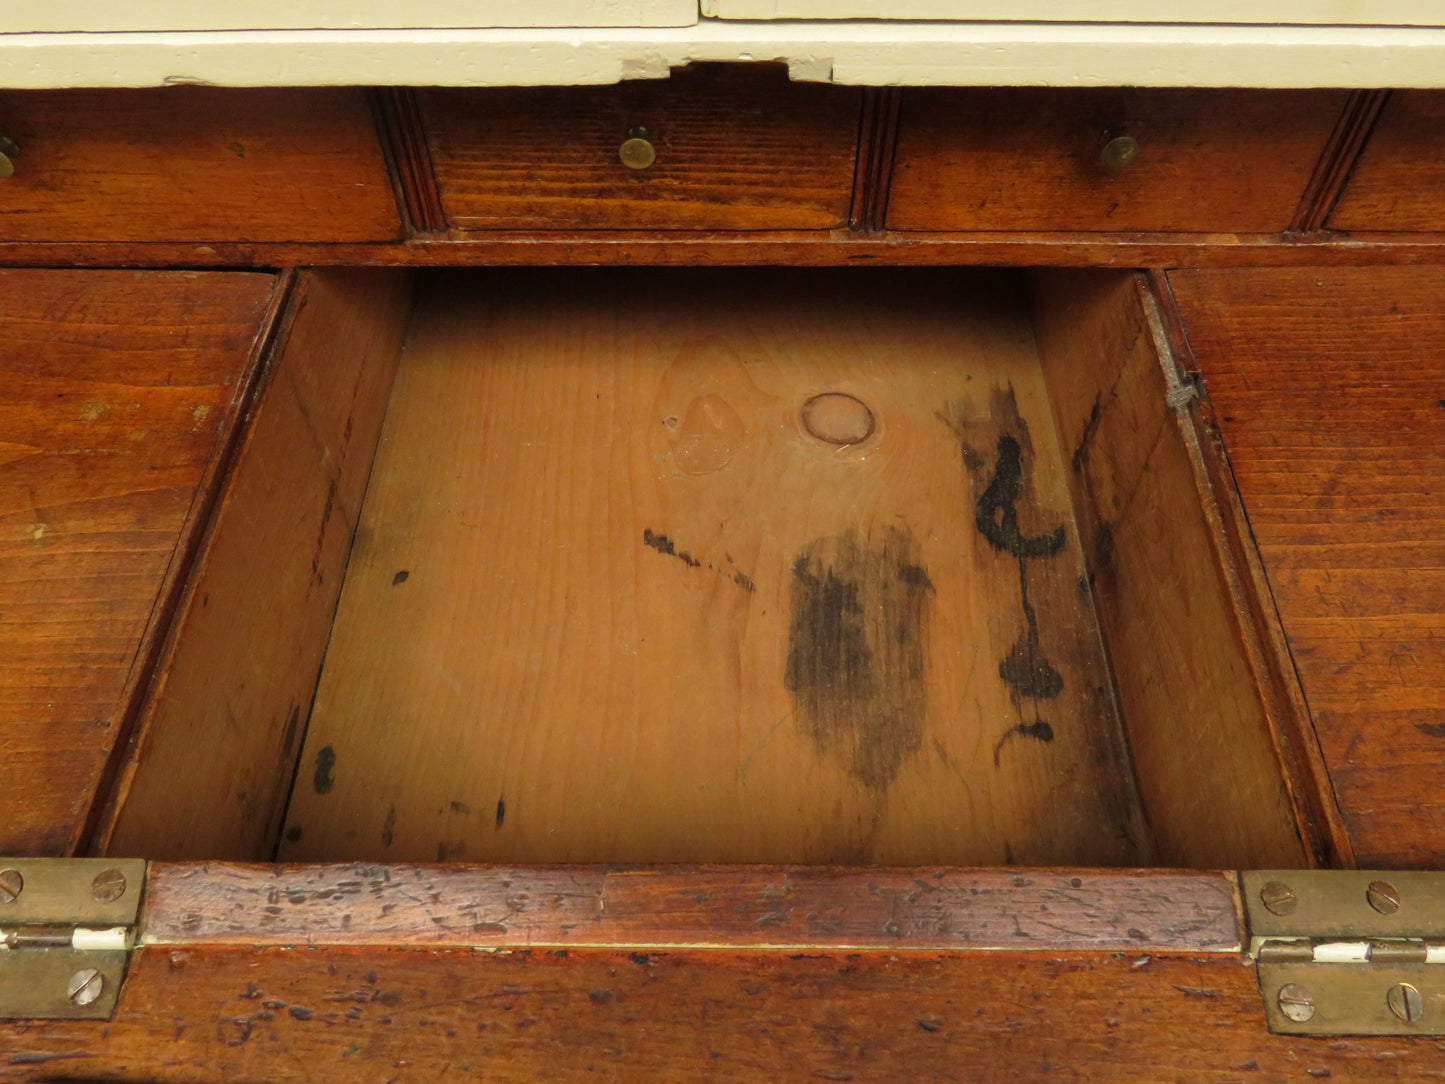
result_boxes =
[0,858,145,1021]
[1244,870,1445,1036]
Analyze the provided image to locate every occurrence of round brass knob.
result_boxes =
[1100,131,1139,171]
[0,134,18,179]
[619,126,656,171]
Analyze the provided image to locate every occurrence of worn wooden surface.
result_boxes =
[280,268,1150,868]
[98,270,415,862]
[888,88,1349,234]
[419,65,861,231]
[5,945,1444,1081]
[1329,90,1445,233]
[0,270,277,856]
[1032,270,1308,871]
[141,864,1241,951]
[1170,266,1445,869]
[0,88,401,242]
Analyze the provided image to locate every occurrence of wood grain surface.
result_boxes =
[0,88,401,242]
[888,88,1349,234]
[1328,90,1445,233]
[141,864,1241,952]
[1032,270,1307,870]
[280,268,1150,868]
[1169,266,1445,869]
[5,945,1443,1081]
[419,65,861,231]
[99,270,415,862]
[0,270,277,856]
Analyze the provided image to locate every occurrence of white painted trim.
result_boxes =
[2,21,1445,89]
[710,1,1444,26]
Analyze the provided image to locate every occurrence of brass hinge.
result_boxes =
[0,858,145,1020]
[1243,870,1445,1036]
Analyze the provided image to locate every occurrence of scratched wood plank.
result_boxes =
[141,864,1241,952]
[280,268,1151,867]
[0,269,277,857]
[1169,265,1445,868]
[98,270,415,862]
[5,945,1444,1080]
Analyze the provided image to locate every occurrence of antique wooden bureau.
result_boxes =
[1,41,1445,1082]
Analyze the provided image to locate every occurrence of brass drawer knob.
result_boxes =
[0,133,18,179]
[619,126,656,171]
[1100,130,1139,171]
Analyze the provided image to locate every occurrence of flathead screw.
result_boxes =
[1366,880,1401,915]
[67,968,104,1007]
[1260,880,1298,917]
[0,869,22,904]
[1277,983,1316,1023]
[1387,982,1425,1024]
[90,868,128,904]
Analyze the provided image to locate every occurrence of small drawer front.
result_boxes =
[0,88,401,243]
[1327,91,1445,232]
[888,88,1347,234]
[418,65,861,232]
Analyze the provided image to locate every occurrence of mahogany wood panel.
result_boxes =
[141,864,1241,952]
[418,65,861,231]
[5,946,1444,1081]
[280,268,1151,868]
[99,270,415,862]
[1329,91,1445,233]
[0,270,278,856]
[888,88,1349,234]
[1032,270,1307,870]
[0,88,402,242]
[1169,266,1445,868]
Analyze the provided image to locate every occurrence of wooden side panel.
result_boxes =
[4,946,1442,1080]
[888,88,1348,234]
[419,66,861,231]
[1032,270,1307,870]
[281,268,1151,868]
[1328,91,1445,232]
[0,88,402,242]
[100,270,414,862]
[1169,266,1445,869]
[0,270,277,856]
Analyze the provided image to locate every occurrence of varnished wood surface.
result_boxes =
[99,270,415,862]
[1169,266,1445,869]
[141,864,1241,952]
[419,66,860,231]
[0,270,277,856]
[888,88,1349,234]
[0,88,401,243]
[1032,271,1307,870]
[281,268,1151,868]
[1329,90,1445,233]
[5,945,1444,1081]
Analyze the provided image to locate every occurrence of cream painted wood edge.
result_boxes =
[706,0,1444,26]
[3,22,1445,88]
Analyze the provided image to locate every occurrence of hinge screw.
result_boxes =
[1277,983,1316,1023]
[1366,880,1401,915]
[0,869,22,904]
[67,968,104,1007]
[90,868,128,903]
[1259,880,1298,916]
[1387,982,1425,1024]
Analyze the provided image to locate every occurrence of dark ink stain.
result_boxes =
[381,805,396,848]
[731,569,757,593]
[263,999,286,1011]
[495,798,506,830]
[241,983,263,1000]
[1071,396,1103,475]
[313,746,336,794]
[218,1017,254,1047]
[916,1017,942,1032]
[284,825,302,843]
[1095,523,1115,567]
[288,1006,314,1021]
[642,527,700,568]
[392,570,410,586]
[450,800,470,814]
[281,705,301,758]
[975,435,1066,560]
[588,989,614,1004]
[992,720,1056,766]
[1127,928,1150,942]
[630,953,655,966]
[10,1052,98,1066]
[1417,723,1445,739]
[784,526,932,790]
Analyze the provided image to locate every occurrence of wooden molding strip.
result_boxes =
[140,864,1243,953]
[1289,89,1392,233]
[848,85,902,232]
[369,86,449,235]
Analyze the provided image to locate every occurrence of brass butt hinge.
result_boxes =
[0,858,145,1021]
[1243,870,1445,1036]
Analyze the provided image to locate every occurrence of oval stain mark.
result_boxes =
[800,392,875,446]
[313,746,336,795]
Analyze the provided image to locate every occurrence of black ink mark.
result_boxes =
[313,746,336,794]
[381,804,396,848]
[284,825,303,843]
[976,435,1066,559]
[1417,723,1445,739]
[784,527,932,790]
[495,798,506,830]
[1071,396,1103,475]
[392,569,409,585]
[998,556,1064,702]
[992,719,1056,766]
[450,800,470,814]
[642,528,701,568]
